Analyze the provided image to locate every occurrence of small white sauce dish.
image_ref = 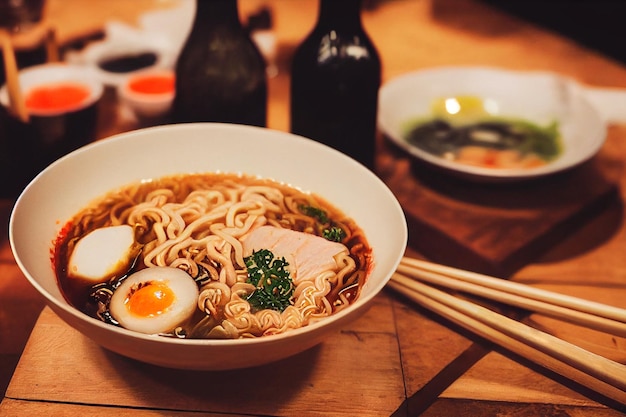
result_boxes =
[64,1,194,88]
[117,69,175,120]
[0,63,103,116]
[378,66,608,182]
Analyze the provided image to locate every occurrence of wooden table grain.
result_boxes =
[2,0,626,415]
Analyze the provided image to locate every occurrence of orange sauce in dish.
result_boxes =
[128,73,175,95]
[25,83,91,113]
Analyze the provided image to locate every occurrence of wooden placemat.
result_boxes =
[376,131,623,277]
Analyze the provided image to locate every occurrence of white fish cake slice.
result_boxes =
[68,224,137,282]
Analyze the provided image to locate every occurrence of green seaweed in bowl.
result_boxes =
[401,96,563,169]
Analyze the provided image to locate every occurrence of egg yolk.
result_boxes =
[125,281,175,318]
[430,95,492,123]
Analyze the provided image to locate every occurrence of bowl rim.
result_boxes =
[10,122,408,348]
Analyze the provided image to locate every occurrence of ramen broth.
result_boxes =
[53,173,372,339]
[402,96,563,169]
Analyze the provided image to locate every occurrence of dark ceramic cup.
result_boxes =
[0,63,103,197]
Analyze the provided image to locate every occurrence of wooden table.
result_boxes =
[2,0,626,415]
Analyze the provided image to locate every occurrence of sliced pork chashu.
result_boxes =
[242,225,349,284]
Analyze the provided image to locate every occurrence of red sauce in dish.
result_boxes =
[128,74,175,95]
[25,83,91,113]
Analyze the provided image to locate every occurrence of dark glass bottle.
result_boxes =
[172,0,267,127]
[290,0,381,169]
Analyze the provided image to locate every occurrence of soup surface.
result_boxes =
[403,96,563,169]
[53,173,372,339]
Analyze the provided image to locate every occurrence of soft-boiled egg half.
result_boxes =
[68,225,139,283]
[109,266,200,335]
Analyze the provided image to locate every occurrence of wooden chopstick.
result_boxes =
[398,257,626,336]
[389,273,626,404]
[0,29,29,123]
[45,26,59,63]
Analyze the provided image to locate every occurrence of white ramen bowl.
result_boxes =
[9,123,407,370]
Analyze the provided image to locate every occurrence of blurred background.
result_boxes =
[3,0,626,86]
[482,0,626,65]
[2,0,626,400]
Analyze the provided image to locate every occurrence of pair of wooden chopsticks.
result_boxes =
[389,257,626,405]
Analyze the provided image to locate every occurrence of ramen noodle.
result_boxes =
[53,173,372,339]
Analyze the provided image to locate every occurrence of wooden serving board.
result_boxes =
[376,128,624,277]
[7,300,620,416]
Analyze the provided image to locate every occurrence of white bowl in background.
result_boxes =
[378,66,607,182]
[9,123,407,370]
